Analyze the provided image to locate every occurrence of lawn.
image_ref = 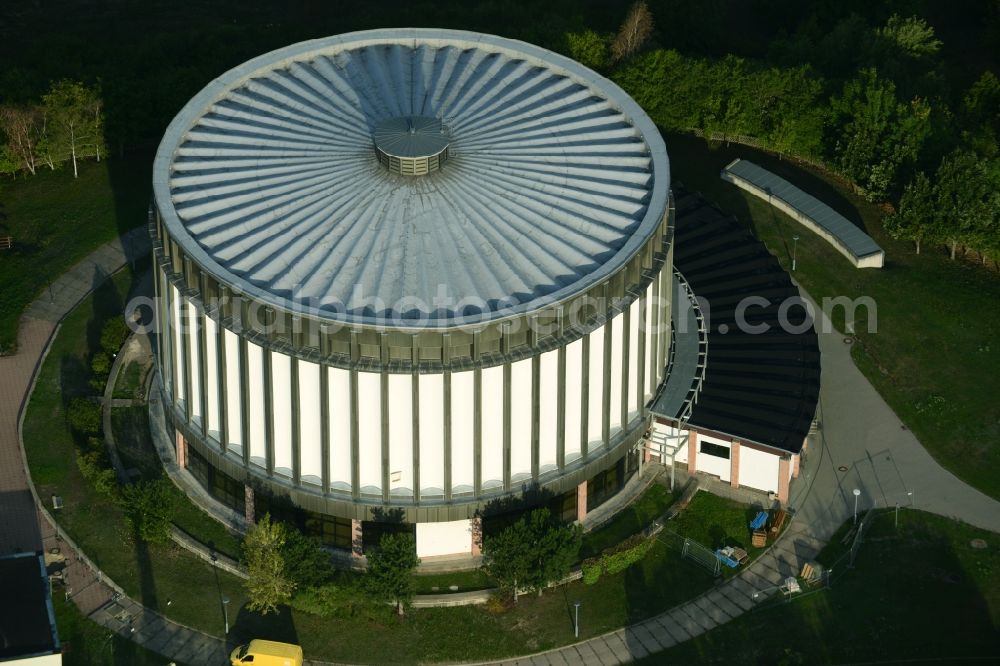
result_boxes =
[53,594,191,666]
[666,132,1000,501]
[581,482,677,558]
[21,272,724,662]
[112,358,150,400]
[0,152,151,353]
[643,509,1000,664]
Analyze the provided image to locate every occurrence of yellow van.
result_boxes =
[229,639,303,666]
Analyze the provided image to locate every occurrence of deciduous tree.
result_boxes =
[611,1,654,64]
[0,105,42,175]
[481,508,581,603]
[39,80,105,178]
[364,533,420,616]
[243,513,295,615]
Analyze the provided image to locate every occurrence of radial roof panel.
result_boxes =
[154,29,669,328]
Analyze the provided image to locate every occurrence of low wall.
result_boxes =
[721,160,885,269]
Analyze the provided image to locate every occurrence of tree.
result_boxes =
[885,171,935,254]
[611,1,654,64]
[243,513,295,615]
[932,150,1000,261]
[564,30,610,72]
[828,68,930,200]
[39,80,105,178]
[481,508,581,603]
[878,15,942,59]
[121,478,174,544]
[0,105,42,175]
[365,533,420,616]
[281,527,335,589]
[961,71,1000,157]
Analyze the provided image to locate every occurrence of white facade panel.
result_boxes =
[696,433,731,482]
[587,327,605,446]
[246,342,266,465]
[416,519,472,558]
[510,359,533,482]
[357,371,382,494]
[171,286,185,403]
[328,367,352,490]
[564,339,583,463]
[538,350,558,473]
[481,365,504,489]
[186,302,202,423]
[271,351,293,476]
[628,299,641,419]
[451,371,475,493]
[609,313,623,435]
[644,284,655,400]
[298,360,322,484]
[739,444,780,493]
[419,374,445,496]
[204,315,221,439]
[388,373,414,496]
[223,329,242,453]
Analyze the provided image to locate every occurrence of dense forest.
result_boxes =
[1,0,998,264]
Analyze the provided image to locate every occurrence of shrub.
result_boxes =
[75,450,119,499]
[581,558,603,585]
[582,534,653,584]
[100,318,130,355]
[66,398,101,435]
[282,528,335,589]
[602,534,652,575]
[90,351,111,379]
[121,478,175,544]
[291,579,371,618]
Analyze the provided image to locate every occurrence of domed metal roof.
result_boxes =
[153,29,669,327]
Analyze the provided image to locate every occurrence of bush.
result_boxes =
[121,478,174,544]
[602,534,653,575]
[581,534,653,585]
[90,351,111,379]
[282,528,335,589]
[100,318,130,355]
[66,398,101,435]
[75,450,118,499]
[581,558,603,585]
[291,580,372,618]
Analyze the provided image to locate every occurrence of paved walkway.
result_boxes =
[5,229,1000,666]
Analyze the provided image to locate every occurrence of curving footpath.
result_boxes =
[4,231,1000,666]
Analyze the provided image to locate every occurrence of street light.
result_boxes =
[222,596,230,636]
[852,488,861,525]
[574,601,581,638]
[792,235,800,271]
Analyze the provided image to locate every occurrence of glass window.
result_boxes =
[700,441,731,459]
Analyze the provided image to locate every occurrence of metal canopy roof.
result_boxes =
[153,29,669,327]
[652,189,820,454]
[724,159,882,259]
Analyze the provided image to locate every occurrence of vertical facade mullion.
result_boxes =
[320,364,330,494]
[263,347,274,477]
[291,358,301,486]
[443,369,452,502]
[180,295,191,423]
[198,308,209,439]
[412,368,420,503]
[621,305,630,429]
[473,368,482,495]
[530,354,540,481]
[580,334,590,461]
[556,344,566,471]
[637,291,648,416]
[650,275,660,392]
[217,315,228,452]
[239,338,250,467]
[380,334,390,503]
[602,316,612,447]
[349,367,360,500]
[502,361,511,491]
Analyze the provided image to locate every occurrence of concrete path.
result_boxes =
[6,227,1000,666]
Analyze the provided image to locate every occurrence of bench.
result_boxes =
[769,509,788,536]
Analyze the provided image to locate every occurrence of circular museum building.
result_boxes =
[151,29,673,558]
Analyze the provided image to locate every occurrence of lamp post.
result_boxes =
[574,601,581,638]
[222,596,230,636]
[792,235,800,271]
[852,488,861,525]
